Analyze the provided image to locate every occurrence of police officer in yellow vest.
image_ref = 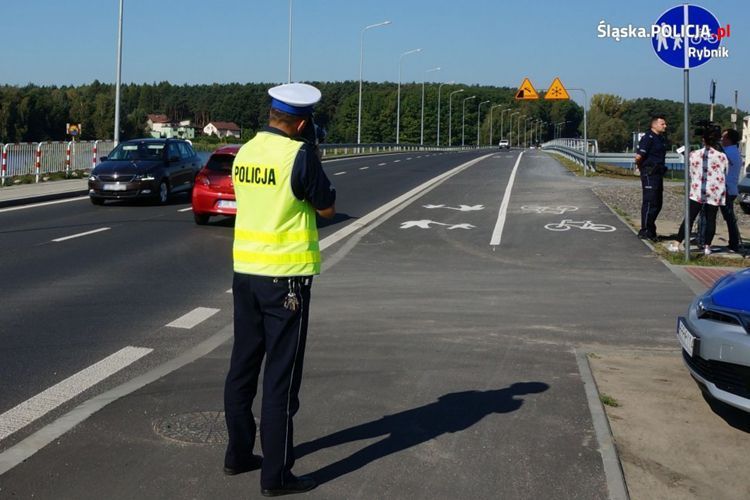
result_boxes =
[224,83,335,497]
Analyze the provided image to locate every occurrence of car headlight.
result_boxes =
[89,174,97,181]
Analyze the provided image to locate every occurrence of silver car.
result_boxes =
[677,269,750,412]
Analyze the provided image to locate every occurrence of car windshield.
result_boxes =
[206,153,235,173]
[108,142,165,161]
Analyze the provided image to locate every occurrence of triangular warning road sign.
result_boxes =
[544,77,570,100]
[515,78,539,100]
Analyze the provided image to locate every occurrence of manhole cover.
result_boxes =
[153,411,258,444]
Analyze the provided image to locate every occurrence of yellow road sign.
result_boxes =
[515,78,539,100]
[544,77,570,100]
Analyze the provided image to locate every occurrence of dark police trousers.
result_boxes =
[720,195,741,250]
[640,172,664,237]
[224,272,312,489]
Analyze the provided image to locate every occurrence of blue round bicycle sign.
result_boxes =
[651,4,722,69]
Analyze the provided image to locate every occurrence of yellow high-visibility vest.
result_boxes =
[232,131,320,277]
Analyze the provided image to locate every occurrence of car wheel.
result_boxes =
[90,197,105,206]
[740,202,750,215]
[193,213,210,225]
[157,180,170,205]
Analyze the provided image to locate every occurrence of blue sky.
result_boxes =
[3,0,748,110]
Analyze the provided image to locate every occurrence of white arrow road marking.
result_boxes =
[400,220,476,230]
[52,227,110,242]
[0,346,153,442]
[423,204,485,212]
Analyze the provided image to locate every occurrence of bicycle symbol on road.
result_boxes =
[521,205,579,215]
[544,219,616,232]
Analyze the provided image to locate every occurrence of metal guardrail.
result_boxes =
[541,138,684,171]
[1,140,115,185]
[319,143,481,157]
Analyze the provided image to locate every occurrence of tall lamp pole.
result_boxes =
[448,89,464,147]
[500,108,511,142]
[396,48,422,145]
[509,112,519,147]
[114,0,124,145]
[476,100,490,146]
[516,114,526,148]
[421,67,441,145]
[288,0,292,83]
[436,81,454,147]
[462,95,476,147]
[357,20,391,145]
[489,105,504,146]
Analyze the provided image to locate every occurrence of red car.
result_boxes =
[191,144,241,225]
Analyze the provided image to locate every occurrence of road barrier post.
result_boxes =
[35,143,44,183]
[1,144,6,186]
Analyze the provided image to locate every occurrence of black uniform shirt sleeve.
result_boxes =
[637,133,653,157]
[290,143,336,210]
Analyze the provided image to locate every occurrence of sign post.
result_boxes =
[651,3,723,261]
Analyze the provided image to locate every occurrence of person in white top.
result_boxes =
[669,125,728,256]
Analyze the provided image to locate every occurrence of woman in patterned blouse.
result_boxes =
[669,127,728,255]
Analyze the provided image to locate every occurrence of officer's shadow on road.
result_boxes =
[295,382,549,485]
[316,212,355,229]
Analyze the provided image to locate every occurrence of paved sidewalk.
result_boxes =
[0,179,88,207]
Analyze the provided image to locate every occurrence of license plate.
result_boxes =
[677,317,698,357]
[217,200,236,209]
[102,183,127,191]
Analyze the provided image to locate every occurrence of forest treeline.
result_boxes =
[0,80,741,151]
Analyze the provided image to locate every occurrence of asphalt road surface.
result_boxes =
[0,149,694,498]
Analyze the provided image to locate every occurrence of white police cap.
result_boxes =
[268,83,322,116]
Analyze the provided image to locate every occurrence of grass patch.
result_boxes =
[657,245,748,267]
[1,169,89,187]
[587,352,602,360]
[599,393,620,408]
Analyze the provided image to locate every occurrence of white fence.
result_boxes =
[1,140,115,185]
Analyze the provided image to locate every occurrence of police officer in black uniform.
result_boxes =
[635,115,669,241]
[223,83,336,497]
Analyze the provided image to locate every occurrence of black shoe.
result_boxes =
[261,475,317,497]
[223,455,263,476]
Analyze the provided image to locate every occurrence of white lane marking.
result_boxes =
[378,162,387,166]
[406,157,413,161]
[166,307,220,329]
[226,288,233,294]
[0,196,88,214]
[334,172,347,176]
[178,207,193,212]
[490,151,524,247]
[0,346,152,442]
[359,166,369,170]
[320,154,493,252]
[393,160,401,163]
[52,227,110,243]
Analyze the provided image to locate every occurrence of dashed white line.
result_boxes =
[0,346,153,442]
[490,151,524,247]
[178,207,193,212]
[393,160,401,163]
[334,171,347,176]
[359,166,369,170]
[406,157,413,160]
[52,227,110,242]
[378,162,387,166]
[166,307,220,329]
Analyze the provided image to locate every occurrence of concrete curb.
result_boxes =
[0,188,89,209]
[575,350,630,500]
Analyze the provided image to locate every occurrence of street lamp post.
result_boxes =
[396,48,422,145]
[489,105,504,146]
[516,114,526,148]
[114,0,124,145]
[357,20,391,145]
[421,67,441,145]
[437,81,454,147]
[448,89,464,147]
[476,100,490,146]
[461,95,476,147]
[288,0,292,83]
[509,112,519,147]
[500,108,511,142]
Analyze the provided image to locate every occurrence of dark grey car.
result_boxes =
[88,138,201,205]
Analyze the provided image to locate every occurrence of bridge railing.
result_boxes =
[541,138,684,172]
[1,140,115,185]
[319,143,483,158]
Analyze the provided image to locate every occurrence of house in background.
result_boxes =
[146,114,195,140]
[203,121,241,139]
